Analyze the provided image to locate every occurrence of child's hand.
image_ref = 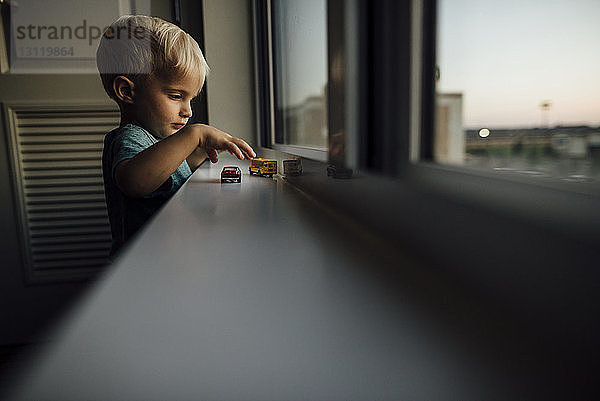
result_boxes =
[192,124,256,163]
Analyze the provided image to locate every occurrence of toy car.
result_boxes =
[326,164,352,179]
[221,166,241,183]
[283,158,302,176]
[249,158,277,177]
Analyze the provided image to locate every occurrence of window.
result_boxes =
[435,0,600,184]
[248,4,598,395]
[254,0,329,161]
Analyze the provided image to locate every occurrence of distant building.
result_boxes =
[550,126,599,158]
[464,125,600,159]
[283,91,327,148]
[435,93,464,164]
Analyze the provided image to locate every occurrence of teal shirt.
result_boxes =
[102,124,192,256]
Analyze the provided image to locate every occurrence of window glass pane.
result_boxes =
[436,0,600,183]
[272,0,328,150]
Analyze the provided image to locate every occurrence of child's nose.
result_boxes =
[180,102,192,118]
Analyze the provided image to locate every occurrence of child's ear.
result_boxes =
[113,76,135,104]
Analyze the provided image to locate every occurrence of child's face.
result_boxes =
[132,74,203,139]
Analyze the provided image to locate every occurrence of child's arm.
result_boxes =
[115,124,255,198]
[186,148,209,171]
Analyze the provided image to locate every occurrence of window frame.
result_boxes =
[399,0,600,215]
[252,0,329,162]
[248,0,599,363]
[179,0,209,125]
[408,0,600,196]
[252,0,599,247]
[413,0,600,195]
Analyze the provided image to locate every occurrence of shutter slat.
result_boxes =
[30,225,111,238]
[18,125,118,134]
[24,170,102,179]
[33,242,110,253]
[29,211,108,222]
[34,258,110,270]
[26,194,107,204]
[25,185,105,196]
[29,218,109,229]
[30,233,112,246]
[25,177,103,187]
[18,117,119,126]
[27,202,108,213]
[33,250,110,262]
[22,151,102,161]
[20,134,106,144]
[21,143,104,153]
[23,160,101,170]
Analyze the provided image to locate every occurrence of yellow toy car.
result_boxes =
[249,158,277,178]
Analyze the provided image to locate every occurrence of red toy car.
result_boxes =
[221,166,242,183]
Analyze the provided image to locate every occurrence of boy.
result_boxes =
[96,15,255,256]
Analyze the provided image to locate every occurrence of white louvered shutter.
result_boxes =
[4,103,120,282]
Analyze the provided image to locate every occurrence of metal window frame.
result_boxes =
[253,0,600,204]
[179,0,209,125]
[408,0,600,195]
[250,0,600,264]
[252,0,328,162]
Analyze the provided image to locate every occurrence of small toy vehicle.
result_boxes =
[221,166,241,183]
[249,158,277,177]
[326,164,352,179]
[283,158,302,176]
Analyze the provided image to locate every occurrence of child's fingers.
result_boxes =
[231,138,256,159]
[225,141,244,160]
[206,148,219,163]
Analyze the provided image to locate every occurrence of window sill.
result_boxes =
[9,154,598,400]
[270,143,328,161]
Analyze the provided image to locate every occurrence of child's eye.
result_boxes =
[168,94,183,100]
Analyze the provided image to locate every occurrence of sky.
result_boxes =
[437,0,600,129]
[271,0,600,129]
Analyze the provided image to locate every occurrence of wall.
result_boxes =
[0,0,255,346]
[0,0,172,346]
[203,0,256,147]
[0,75,111,345]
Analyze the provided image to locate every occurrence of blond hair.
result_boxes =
[96,15,209,100]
